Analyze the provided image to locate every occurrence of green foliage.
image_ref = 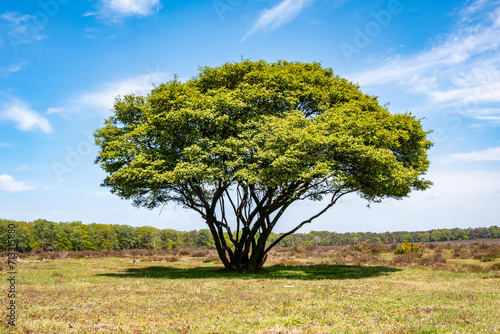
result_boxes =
[116,225,139,249]
[196,229,213,248]
[0,218,499,253]
[0,219,33,252]
[32,219,57,251]
[395,240,424,255]
[93,59,433,271]
[95,59,432,207]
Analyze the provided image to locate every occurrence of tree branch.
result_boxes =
[263,189,357,254]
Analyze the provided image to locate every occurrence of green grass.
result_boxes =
[1,242,499,333]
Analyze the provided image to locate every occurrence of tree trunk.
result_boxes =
[211,225,270,272]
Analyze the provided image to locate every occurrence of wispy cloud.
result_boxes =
[0,99,52,133]
[350,1,500,124]
[99,0,162,19]
[0,174,35,193]
[243,0,315,41]
[446,147,500,162]
[1,12,46,51]
[61,70,169,116]
[1,64,23,77]
[46,107,65,115]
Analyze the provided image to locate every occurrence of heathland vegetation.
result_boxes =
[1,218,499,253]
[1,239,499,333]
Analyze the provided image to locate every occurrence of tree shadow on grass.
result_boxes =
[98,264,401,280]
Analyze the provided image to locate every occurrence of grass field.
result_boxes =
[1,240,499,333]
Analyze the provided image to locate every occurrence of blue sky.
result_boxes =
[1,0,499,233]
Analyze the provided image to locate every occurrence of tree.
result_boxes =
[116,225,139,249]
[56,222,74,250]
[196,229,213,248]
[138,226,157,249]
[32,219,57,251]
[94,60,432,271]
[401,233,414,243]
[0,220,33,252]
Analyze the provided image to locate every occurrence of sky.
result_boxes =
[0,0,499,234]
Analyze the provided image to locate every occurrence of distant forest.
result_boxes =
[1,218,499,253]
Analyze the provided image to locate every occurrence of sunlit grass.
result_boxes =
[1,241,499,333]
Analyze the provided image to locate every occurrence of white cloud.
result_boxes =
[1,64,23,77]
[100,0,162,18]
[1,12,46,49]
[8,65,21,73]
[0,174,35,193]
[1,100,52,133]
[243,0,315,40]
[71,70,169,115]
[46,107,65,115]
[349,2,500,125]
[446,147,500,162]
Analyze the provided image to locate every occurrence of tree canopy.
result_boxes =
[94,60,433,271]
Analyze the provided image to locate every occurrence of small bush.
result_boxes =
[471,242,500,262]
[487,262,500,271]
[349,243,363,252]
[452,245,469,259]
[179,249,191,256]
[420,253,447,266]
[392,252,421,266]
[368,243,384,254]
[427,243,437,250]
[395,240,424,255]
[202,254,220,263]
[191,249,209,257]
[462,264,486,273]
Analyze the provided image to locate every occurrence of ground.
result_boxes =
[1,240,499,333]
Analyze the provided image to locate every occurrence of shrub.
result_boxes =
[191,249,209,257]
[392,252,421,266]
[179,249,191,256]
[420,253,447,266]
[395,240,424,255]
[472,242,500,262]
[202,254,220,263]
[368,242,384,254]
[487,262,500,271]
[452,245,469,259]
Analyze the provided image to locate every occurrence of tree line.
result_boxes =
[1,218,499,253]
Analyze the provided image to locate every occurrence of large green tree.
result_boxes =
[94,60,432,271]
